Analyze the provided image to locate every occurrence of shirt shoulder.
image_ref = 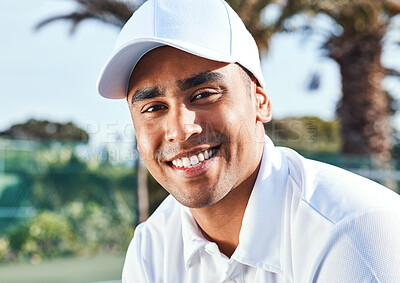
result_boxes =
[279,146,400,224]
[315,207,400,282]
[277,147,400,282]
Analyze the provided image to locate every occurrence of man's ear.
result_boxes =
[255,86,272,123]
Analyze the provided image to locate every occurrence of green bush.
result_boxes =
[3,200,134,263]
[62,201,134,255]
[8,211,75,260]
[0,237,10,263]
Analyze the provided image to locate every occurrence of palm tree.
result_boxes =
[277,0,400,163]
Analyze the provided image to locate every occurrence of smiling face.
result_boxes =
[127,46,271,208]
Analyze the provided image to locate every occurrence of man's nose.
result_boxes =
[165,106,202,142]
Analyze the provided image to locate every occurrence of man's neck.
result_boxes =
[190,162,261,258]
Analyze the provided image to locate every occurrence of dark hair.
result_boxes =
[238,64,255,82]
[236,63,255,97]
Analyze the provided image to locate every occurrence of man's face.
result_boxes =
[127,46,271,208]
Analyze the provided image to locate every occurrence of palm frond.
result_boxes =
[35,0,138,33]
[386,67,400,78]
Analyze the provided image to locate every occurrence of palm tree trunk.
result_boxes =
[330,30,392,160]
[137,157,149,223]
[328,30,396,191]
[133,136,149,224]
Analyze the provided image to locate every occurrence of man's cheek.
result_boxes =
[135,120,163,147]
[137,136,156,161]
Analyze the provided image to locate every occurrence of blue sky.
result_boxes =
[1,0,399,145]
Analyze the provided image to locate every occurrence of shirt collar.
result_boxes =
[181,135,288,273]
[181,205,209,269]
[232,135,287,273]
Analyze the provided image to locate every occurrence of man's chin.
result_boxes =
[171,189,228,209]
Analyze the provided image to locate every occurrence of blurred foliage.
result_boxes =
[0,143,136,212]
[35,0,140,33]
[0,119,89,143]
[147,172,168,215]
[0,138,136,263]
[265,116,341,153]
[393,143,400,160]
[61,201,134,254]
[1,202,134,263]
[0,237,10,263]
[8,211,75,260]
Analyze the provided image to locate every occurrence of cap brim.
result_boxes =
[97,37,235,99]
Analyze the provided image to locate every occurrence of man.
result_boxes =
[97,0,400,282]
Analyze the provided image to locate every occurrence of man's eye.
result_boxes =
[143,104,167,113]
[192,91,215,101]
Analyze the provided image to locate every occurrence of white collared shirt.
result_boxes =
[122,136,400,283]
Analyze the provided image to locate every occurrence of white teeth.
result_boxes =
[190,155,199,165]
[198,153,204,162]
[172,147,217,168]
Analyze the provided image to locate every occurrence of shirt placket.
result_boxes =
[221,259,243,283]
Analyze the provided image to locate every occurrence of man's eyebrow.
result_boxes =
[177,71,225,91]
[130,87,164,105]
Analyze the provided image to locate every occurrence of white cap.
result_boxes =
[97,0,264,99]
